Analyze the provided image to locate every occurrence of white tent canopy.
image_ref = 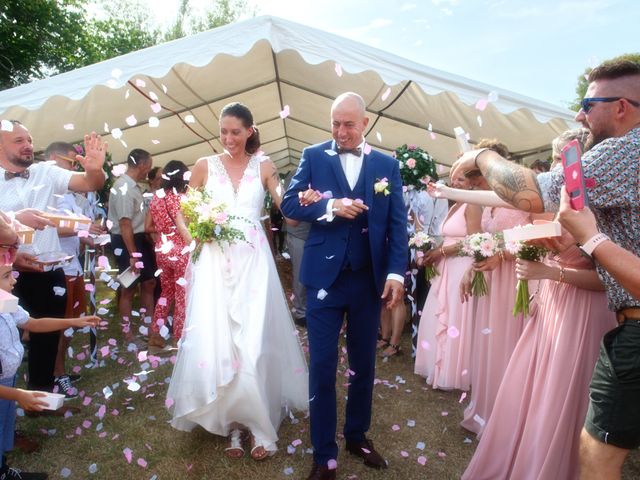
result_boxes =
[0,15,577,172]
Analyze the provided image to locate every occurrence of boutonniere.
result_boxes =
[374,177,390,196]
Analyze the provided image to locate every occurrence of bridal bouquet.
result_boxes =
[504,240,548,317]
[409,231,439,281]
[461,232,501,297]
[181,189,245,261]
[394,144,438,191]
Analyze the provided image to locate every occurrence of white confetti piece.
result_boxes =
[176,277,187,287]
[63,123,74,131]
[111,128,123,139]
[407,419,416,427]
[473,414,486,427]
[481,328,492,335]
[88,463,98,474]
[477,115,483,127]
[0,120,14,132]
[376,131,382,142]
[416,441,425,450]
[488,91,499,102]
[475,98,489,111]
[317,289,328,300]
[283,467,294,476]
[127,381,141,392]
[53,286,66,296]
[279,105,290,119]
[135,78,146,88]
[61,467,72,478]
[381,87,391,101]
[125,115,137,126]
[334,63,343,77]
[184,114,195,124]
[148,116,159,128]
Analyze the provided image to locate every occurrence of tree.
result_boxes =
[571,52,640,111]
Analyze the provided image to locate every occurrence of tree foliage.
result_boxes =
[0,0,250,90]
[571,52,640,111]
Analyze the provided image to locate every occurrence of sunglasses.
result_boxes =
[580,97,640,114]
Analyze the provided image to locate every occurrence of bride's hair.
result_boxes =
[220,102,261,155]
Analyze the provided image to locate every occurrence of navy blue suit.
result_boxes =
[281,140,407,465]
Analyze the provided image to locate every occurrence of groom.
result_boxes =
[281,92,407,480]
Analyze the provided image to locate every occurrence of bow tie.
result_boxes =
[336,147,362,157]
[4,170,29,180]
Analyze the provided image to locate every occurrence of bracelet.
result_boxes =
[474,148,490,169]
[440,246,446,258]
[558,267,566,283]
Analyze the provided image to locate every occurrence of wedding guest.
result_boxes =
[107,149,156,344]
[530,158,551,174]
[414,171,482,389]
[449,58,640,480]
[167,102,308,461]
[462,129,617,480]
[145,160,191,351]
[0,121,106,395]
[0,262,100,480]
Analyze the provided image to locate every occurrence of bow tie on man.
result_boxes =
[4,169,29,180]
[336,146,362,156]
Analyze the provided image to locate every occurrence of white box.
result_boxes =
[503,221,562,242]
[39,392,65,410]
[0,289,18,313]
[92,234,111,245]
[26,251,73,272]
[117,267,140,288]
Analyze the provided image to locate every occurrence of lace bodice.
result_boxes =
[204,154,265,223]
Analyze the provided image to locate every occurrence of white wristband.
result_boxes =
[579,233,610,258]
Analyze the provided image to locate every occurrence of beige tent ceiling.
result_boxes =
[0,16,577,172]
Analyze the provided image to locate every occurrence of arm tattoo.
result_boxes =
[484,160,544,212]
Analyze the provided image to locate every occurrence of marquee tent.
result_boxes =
[0,15,577,171]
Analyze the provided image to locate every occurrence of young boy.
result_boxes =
[0,264,100,479]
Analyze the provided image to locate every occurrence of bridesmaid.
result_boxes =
[462,129,616,479]
[457,139,532,436]
[414,172,482,390]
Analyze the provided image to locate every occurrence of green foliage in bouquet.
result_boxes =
[394,144,438,190]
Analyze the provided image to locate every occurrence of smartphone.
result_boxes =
[561,139,588,210]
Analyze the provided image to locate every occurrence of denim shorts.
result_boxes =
[584,321,640,449]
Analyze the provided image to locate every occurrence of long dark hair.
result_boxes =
[161,160,189,193]
[220,102,261,154]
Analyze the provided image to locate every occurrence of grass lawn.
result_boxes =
[9,258,640,479]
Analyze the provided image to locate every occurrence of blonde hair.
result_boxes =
[551,128,589,158]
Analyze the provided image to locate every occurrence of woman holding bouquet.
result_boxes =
[167,102,308,460]
[413,171,482,390]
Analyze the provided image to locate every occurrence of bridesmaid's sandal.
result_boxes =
[376,336,391,349]
[249,434,269,461]
[381,344,402,358]
[224,429,245,459]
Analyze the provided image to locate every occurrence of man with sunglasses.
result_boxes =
[449,59,640,479]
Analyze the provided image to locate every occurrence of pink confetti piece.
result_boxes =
[279,105,290,119]
[150,102,162,113]
[77,230,89,238]
[135,261,144,269]
[363,143,372,155]
[327,459,337,470]
[137,458,147,468]
[459,392,467,403]
[292,439,302,447]
[100,346,110,357]
[400,450,409,458]
[475,98,489,111]
[437,451,447,458]
[135,78,146,87]
[82,396,92,406]
[441,411,449,416]
[447,326,460,338]
[123,448,133,463]
[381,87,391,101]
[85,283,95,292]
[165,397,174,409]
[82,420,92,429]
[334,63,343,76]
[97,405,106,419]
[417,455,427,466]
[392,424,400,431]
[342,198,353,206]
[420,340,430,350]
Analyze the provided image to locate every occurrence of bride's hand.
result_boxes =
[427,182,448,199]
[299,188,323,206]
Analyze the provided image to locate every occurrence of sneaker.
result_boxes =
[0,466,48,479]
[54,375,78,400]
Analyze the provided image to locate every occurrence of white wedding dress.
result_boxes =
[167,154,309,451]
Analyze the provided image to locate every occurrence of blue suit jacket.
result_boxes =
[281,140,408,295]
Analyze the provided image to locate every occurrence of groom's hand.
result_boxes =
[381,279,404,309]
[333,198,368,219]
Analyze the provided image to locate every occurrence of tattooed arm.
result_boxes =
[450,149,545,213]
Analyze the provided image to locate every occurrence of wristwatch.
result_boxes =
[579,233,610,260]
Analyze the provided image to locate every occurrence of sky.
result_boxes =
[143,0,640,109]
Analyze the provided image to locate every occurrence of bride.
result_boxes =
[167,102,309,460]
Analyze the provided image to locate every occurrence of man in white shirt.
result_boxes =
[0,120,106,394]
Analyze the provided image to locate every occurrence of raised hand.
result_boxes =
[76,132,107,172]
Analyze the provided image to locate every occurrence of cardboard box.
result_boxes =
[26,251,73,273]
[503,222,562,242]
[39,392,65,410]
[16,226,34,245]
[0,289,18,313]
[43,213,92,231]
[116,266,140,288]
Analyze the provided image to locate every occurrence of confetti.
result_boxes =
[123,448,133,463]
[475,98,489,111]
[376,131,382,142]
[89,463,98,474]
[416,441,425,450]
[335,63,343,76]
[0,120,14,132]
[459,392,467,403]
[447,326,460,338]
[61,467,72,477]
[327,459,337,470]
[417,455,427,466]
[381,87,391,101]
[316,289,328,300]
[400,450,409,458]
[137,458,147,468]
[363,143,372,155]
[284,467,294,476]
[126,115,137,126]
[63,124,74,131]
[111,128,123,139]
[279,105,290,119]
[149,116,160,128]
[184,114,195,124]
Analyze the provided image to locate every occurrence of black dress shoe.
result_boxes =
[306,463,336,480]
[345,437,387,469]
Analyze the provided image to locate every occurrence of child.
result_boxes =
[0,264,100,479]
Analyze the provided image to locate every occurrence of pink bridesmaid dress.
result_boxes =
[462,246,616,480]
[414,203,475,390]
[460,207,532,435]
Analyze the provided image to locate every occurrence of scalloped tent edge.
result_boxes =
[0,15,577,171]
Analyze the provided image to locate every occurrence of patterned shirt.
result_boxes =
[108,174,146,235]
[0,305,29,380]
[538,126,640,311]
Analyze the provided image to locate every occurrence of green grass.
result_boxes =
[9,260,640,479]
